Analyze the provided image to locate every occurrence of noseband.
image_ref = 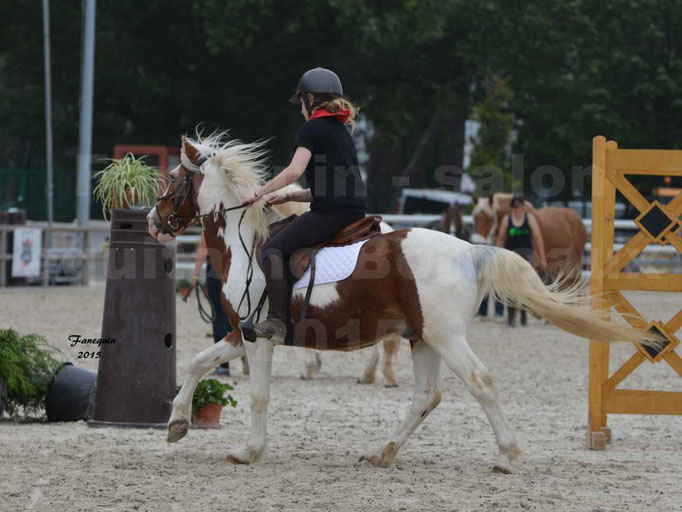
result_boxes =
[156,173,196,234]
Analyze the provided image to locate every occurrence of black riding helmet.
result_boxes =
[289,67,343,116]
[288,67,343,103]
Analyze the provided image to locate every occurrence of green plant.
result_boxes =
[176,278,192,293]
[0,329,63,418]
[93,153,162,220]
[191,378,237,411]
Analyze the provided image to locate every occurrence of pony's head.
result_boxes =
[148,132,270,244]
[471,195,496,244]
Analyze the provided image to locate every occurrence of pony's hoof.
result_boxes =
[226,446,263,465]
[357,375,375,385]
[492,465,512,474]
[384,381,399,388]
[359,442,397,468]
[358,454,380,466]
[226,448,251,465]
[167,419,189,443]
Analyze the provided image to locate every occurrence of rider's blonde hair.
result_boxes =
[306,93,359,132]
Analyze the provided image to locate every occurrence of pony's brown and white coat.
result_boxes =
[150,134,659,473]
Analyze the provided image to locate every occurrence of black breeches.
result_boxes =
[261,210,365,282]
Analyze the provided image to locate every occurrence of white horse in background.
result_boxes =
[149,133,658,473]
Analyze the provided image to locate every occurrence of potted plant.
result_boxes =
[176,278,193,296]
[0,329,63,419]
[93,153,162,219]
[190,378,237,429]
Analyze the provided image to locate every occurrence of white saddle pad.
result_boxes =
[293,240,369,290]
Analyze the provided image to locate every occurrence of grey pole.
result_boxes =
[76,0,96,227]
[42,0,54,230]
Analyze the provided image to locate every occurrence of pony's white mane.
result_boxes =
[183,131,272,240]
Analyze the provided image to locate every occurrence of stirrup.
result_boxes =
[240,289,268,343]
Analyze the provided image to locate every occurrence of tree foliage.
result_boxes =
[468,76,514,193]
[2,0,681,217]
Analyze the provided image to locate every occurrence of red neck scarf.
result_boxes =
[309,109,350,123]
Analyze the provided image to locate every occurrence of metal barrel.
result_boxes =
[89,208,176,428]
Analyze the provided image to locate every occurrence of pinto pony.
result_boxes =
[149,134,657,473]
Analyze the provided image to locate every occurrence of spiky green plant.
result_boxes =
[93,153,162,220]
[0,329,63,418]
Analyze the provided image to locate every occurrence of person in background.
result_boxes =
[186,233,232,375]
[496,195,547,327]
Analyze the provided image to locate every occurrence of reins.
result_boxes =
[155,158,262,323]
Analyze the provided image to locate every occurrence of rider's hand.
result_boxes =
[241,189,263,207]
[265,192,290,207]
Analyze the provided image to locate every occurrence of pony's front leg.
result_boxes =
[226,339,275,464]
[167,333,245,443]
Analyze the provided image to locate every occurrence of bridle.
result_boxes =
[155,155,248,235]
[153,155,261,321]
[156,173,196,235]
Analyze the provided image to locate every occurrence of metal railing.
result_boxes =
[0,223,110,287]
[2,213,676,286]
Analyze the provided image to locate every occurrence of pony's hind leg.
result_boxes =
[357,344,380,384]
[226,338,275,464]
[360,340,440,467]
[358,336,400,387]
[381,335,400,387]
[430,334,521,473]
[167,334,245,443]
[301,350,322,380]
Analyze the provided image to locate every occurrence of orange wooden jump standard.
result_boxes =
[588,136,682,450]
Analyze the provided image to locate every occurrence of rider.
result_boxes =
[242,67,367,340]
[496,195,546,327]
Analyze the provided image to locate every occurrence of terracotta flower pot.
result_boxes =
[193,403,223,429]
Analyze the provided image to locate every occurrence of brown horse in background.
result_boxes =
[428,204,470,241]
[471,194,587,281]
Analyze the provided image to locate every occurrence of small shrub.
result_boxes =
[192,378,237,411]
[0,329,63,418]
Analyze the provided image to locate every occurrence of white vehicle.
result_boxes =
[395,188,472,214]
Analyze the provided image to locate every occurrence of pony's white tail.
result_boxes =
[471,245,660,345]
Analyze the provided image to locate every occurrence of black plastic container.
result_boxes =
[89,208,176,429]
[45,363,97,422]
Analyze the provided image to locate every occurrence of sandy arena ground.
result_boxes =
[1,284,681,512]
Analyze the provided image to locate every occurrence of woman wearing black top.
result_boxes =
[496,196,547,327]
[241,68,367,340]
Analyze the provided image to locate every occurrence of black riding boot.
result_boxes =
[253,254,288,340]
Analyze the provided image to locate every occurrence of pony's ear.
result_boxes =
[472,195,478,205]
[488,194,494,206]
[181,136,199,162]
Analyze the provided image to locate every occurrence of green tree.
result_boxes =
[468,76,514,194]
